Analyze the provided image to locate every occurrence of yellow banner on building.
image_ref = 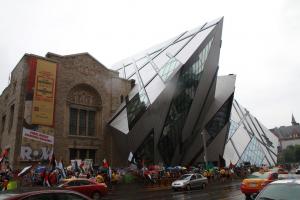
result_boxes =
[31,59,57,126]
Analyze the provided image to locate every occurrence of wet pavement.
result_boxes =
[0,180,245,200]
[104,180,244,200]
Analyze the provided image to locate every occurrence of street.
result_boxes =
[104,181,244,200]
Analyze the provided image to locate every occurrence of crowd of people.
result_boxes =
[0,154,268,192]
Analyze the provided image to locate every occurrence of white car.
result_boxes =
[255,179,300,200]
[171,173,208,191]
[296,168,300,174]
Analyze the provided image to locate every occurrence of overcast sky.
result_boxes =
[0,0,299,128]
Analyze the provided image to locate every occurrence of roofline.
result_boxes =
[46,52,117,73]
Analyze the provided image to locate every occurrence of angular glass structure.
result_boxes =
[223,100,279,166]
[109,17,279,167]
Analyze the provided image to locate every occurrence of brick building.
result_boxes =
[0,52,131,169]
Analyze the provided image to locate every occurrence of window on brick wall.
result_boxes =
[1,115,6,133]
[8,104,14,132]
[69,148,96,162]
[69,107,96,136]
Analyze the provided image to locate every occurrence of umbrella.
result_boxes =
[18,165,32,177]
[35,166,46,173]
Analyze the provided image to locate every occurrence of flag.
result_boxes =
[0,148,9,163]
[49,153,56,171]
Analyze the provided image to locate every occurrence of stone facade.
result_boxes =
[0,53,132,169]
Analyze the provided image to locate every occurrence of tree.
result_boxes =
[294,145,300,162]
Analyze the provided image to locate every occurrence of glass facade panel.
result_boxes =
[203,17,222,29]
[69,108,78,135]
[124,64,136,78]
[223,140,239,165]
[152,53,170,70]
[260,144,274,166]
[110,108,129,134]
[118,68,125,78]
[176,26,214,64]
[139,63,156,85]
[181,24,205,38]
[230,125,251,154]
[136,57,148,69]
[158,38,213,164]
[165,37,191,56]
[126,89,150,130]
[228,119,239,140]
[230,105,241,124]
[237,137,266,166]
[128,73,142,92]
[145,75,165,104]
[158,57,181,82]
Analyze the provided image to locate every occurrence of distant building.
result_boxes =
[270,115,300,150]
[0,53,131,169]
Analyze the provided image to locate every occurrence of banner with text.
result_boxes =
[20,127,54,161]
[31,58,57,126]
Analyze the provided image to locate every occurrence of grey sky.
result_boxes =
[0,0,299,128]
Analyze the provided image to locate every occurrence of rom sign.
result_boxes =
[20,146,53,161]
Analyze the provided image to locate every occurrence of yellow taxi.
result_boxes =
[240,171,278,199]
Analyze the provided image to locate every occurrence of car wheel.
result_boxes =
[186,184,191,191]
[92,192,102,200]
[245,194,251,200]
[202,183,206,189]
[173,188,178,192]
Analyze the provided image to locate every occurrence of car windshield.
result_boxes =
[256,183,300,200]
[247,172,270,179]
[179,175,191,180]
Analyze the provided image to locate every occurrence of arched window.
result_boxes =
[67,84,101,136]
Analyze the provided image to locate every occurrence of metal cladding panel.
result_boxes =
[179,75,236,165]
[110,127,130,167]
[126,73,180,157]
[206,123,229,162]
[180,25,220,143]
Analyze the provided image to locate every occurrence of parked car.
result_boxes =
[240,171,278,200]
[255,179,300,200]
[58,178,108,200]
[5,190,92,200]
[171,173,208,191]
[295,167,300,174]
